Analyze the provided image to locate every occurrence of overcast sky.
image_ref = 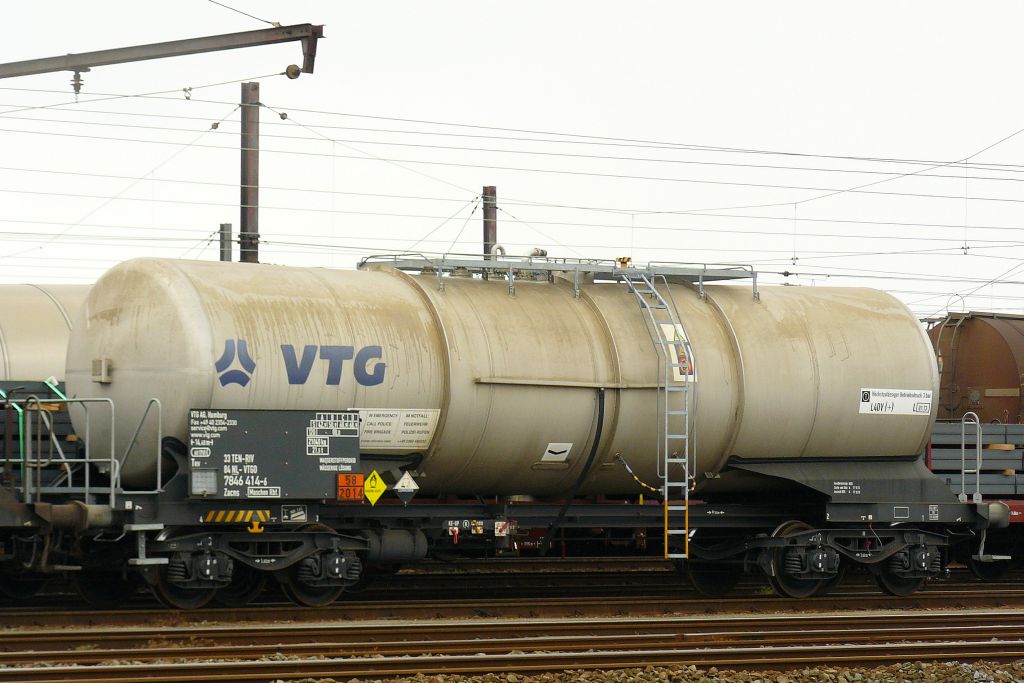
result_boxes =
[2,2,1024,319]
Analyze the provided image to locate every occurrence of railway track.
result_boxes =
[8,557,1023,613]
[3,577,1024,628]
[1,609,1023,681]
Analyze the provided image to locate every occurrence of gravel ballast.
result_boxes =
[275,660,1024,683]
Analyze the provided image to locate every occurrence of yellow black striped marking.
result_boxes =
[204,509,272,524]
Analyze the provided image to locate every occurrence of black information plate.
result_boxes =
[187,409,360,500]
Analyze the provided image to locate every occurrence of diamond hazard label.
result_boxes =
[363,470,387,506]
[393,471,419,505]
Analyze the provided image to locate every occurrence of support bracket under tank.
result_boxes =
[726,457,979,525]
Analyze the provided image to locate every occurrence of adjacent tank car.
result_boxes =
[0,284,89,600]
[0,284,88,383]
[0,257,1007,608]
[927,311,1024,577]
[929,311,1024,423]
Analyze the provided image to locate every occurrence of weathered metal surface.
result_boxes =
[66,259,937,493]
[0,284,88,381]
[929,312,1024,422]
[0,24,324,79]
[239,82,260,264]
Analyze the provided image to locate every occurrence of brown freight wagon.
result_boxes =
[929,312,1024,423]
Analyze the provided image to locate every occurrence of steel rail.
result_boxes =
[1,586,1024,628]
[0,610,1021,654]
[1,618,1024,666]
[4,639,1024,682]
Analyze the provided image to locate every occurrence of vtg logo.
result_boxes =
[216,340,386,387]
[281,344,386,386]
[215,339,257,387]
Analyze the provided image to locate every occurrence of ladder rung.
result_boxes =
[667,434,688,439]
[666,530,689,535]
[666,553,688,559]
[666,505,688,511]
[666,457,688,463]
[667,410,687,416]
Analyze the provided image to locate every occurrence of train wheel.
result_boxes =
[282,573,343,608]
[0,576,47,601]
[281,524,346,607]
[767,520,825,599]
[813,560,847,596]
[213,564,266,608]
[685,562,742,597]
[152,567,217,610]
[74,570,140,608]
[874,570,926,597]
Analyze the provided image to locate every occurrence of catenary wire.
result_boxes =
[10,122,1024,206]
[10,112,1024,185]
[9,87,1024,307]
[10,163,1024,243]
[11,85,1024,177]
[446,202,481,253]
[261,103,474,196]
[0,104,240,259]
[7,100,1024,179]
[206,0,278,26]
[4,185,1024,248]
[406,195,480,251]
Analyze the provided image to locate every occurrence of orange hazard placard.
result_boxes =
[337,473,365,501]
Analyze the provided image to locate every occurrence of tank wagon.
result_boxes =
[929,311,1024,423]
[0,284,90,598]
[926,311,1024,577]
[0,284,88,383]
[0,257,1008,608]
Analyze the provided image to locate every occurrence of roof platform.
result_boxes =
[358,253,756,285]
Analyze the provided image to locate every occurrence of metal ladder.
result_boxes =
[618,271,695,560]
[959,411,982,503]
